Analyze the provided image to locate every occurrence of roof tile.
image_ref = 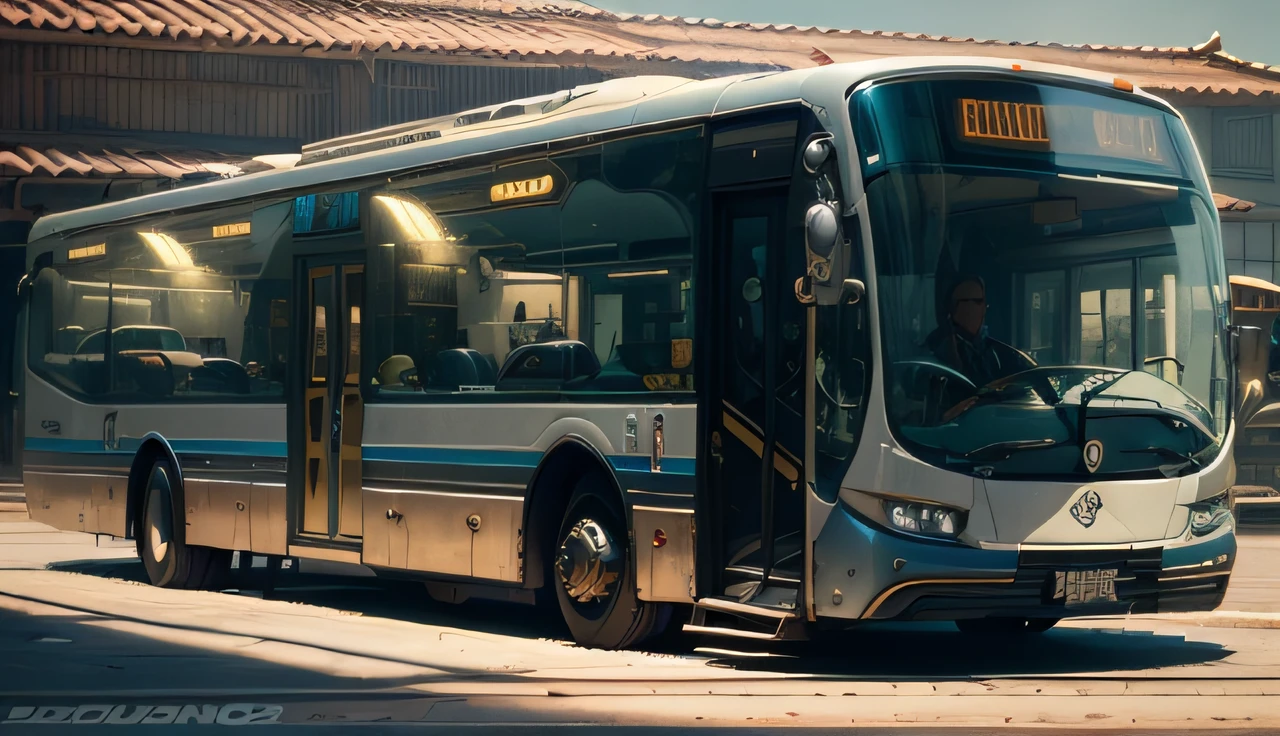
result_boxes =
[1,0,1279,95]
[0,145,258,177]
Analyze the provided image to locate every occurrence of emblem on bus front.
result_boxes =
[1070,489,1103,528]
[1083,439,1104,473]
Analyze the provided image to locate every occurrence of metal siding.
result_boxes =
[0,42,361,144]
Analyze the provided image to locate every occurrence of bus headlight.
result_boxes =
[882,500,966,538]
[1188,492,1232,537]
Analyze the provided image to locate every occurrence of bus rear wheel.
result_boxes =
[138,458,229,590]
[552,476,662,650]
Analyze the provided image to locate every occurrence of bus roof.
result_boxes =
[28,55,1173,244]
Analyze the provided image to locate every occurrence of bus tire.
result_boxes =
[138,458,229,591]
[552,475,660,650]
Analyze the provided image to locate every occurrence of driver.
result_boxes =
[926,276,1034,387]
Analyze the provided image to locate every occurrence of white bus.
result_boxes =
[20,57,1241,648]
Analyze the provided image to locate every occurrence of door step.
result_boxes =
[683,593,806,641]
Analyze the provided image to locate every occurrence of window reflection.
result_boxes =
[28,201,295,401]
[368,127,704,399]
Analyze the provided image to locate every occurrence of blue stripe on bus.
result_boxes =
[24,438,111,453]
[362,446,544,467]
[25,436,287,458]
[168,439,288,457]
[608,454,696,477]
[25,436,695,476]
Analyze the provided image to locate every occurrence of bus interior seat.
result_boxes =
[54,326,86,354]
[377,355,418,388]
[427,348,497,391]
[565,341,689,392]
[495,340,599,392]
[115,351,177,398]
[190,358,250,394]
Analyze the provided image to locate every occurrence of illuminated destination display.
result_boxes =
[212,222,251,238]
[489,175,554,203]
[960,98,1050,143]
[68,243,106,260]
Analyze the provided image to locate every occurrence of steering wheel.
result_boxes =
[892,359,978,425]
[895,359,977,388]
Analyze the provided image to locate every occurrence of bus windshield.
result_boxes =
[851,77,1231,481]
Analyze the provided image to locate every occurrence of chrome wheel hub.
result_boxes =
[146,482,170,563]
[556,518,621,604]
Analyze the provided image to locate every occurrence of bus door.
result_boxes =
[297,260,365,542]
[707,187,808,606]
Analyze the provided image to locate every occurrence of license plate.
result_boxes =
[1054,569,1118,606]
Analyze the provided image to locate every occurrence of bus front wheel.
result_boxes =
[552,475,662,650]
[138,458,229,590]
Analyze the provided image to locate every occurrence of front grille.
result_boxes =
[1017,546,1163,571]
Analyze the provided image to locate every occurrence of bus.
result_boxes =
[19,57,1242,649]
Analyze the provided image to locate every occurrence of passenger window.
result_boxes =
[294,192,359,235]
[559,129,703,396]
[368,162,564,397]
[367,126,705,399]
[27,200,295,401]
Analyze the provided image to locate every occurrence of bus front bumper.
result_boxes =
[812,502,1236,623]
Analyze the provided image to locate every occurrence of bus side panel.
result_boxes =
[24,370,288,550]
[360,402,695,590]
[23,371,131,536]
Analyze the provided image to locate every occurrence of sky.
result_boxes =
[587,0,1280,67]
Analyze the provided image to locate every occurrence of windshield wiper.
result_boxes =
[1120,446,1203,477]
[962,438,1065,462]
[1080,393,1216,441]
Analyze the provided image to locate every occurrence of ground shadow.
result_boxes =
[49,557,1237,680]
[701,622,1233,679]
[48,557,572,643]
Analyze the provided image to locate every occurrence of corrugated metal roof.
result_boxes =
[2,0,1279,95]
[0,146,270,178]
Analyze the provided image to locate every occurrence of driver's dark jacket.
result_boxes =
[925,322,1035,387]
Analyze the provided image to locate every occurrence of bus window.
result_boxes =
[1078,261,1133,370]
[1020,270,1065,365]
[367,161,564,397]
[366,126,705,399]
[26,202,292,402]
[559,128,703,397]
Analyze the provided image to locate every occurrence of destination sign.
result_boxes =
[68,243,106,260]
[212,222,251,238]
[960,98,1049,143]
[489,175,554,203]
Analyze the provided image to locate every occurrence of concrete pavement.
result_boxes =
[3,506,1280,730]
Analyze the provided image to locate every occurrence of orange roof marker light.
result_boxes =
[1114,77,1135,92]
[1011,63,1022,71]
